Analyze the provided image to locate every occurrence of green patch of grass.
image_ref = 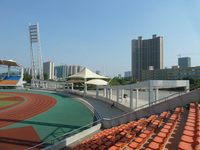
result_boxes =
[0,95,11,98]
[0,100,17,107]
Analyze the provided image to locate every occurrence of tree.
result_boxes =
[43,73,48,80]
[23,73,32,83]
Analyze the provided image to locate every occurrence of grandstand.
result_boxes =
[71,103,200,150]
[26,87,200,150]
[0,59,23,87]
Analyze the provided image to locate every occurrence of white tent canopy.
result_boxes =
[68,68,108,79]
[67,68,108,95]
[86,79,108,85]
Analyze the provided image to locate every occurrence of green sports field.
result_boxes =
[0,90,95,143]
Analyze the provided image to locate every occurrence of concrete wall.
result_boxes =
[44,123,101,150]
[102,89,200,128]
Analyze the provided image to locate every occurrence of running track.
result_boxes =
[0,92,57,149]
[0,92,57,128]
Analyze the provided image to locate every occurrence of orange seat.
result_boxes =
[108,146,120,150]
[123,146,134,150]
[153,136,165,144]
[158,132,168,138]
[186,122,195,127]
[135,137,144,143]
[184,126,195,131]
[183,130,195,137]
[148,141,160,149]
[128,141,139,149]
[178,141,193,150]
[181,135,194,143]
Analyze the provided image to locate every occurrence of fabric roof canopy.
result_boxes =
[86,79,108,85]
[67,68,108,79]
[0,59,20,67]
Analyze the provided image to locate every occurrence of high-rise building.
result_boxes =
[142,66,200,80]
[54,65,84,80]
[43,61,54,80]
[124,71,132,78]
[178,57,191,68]
[96,71,101,75]
[131,34,163,80]
[54,65,66,80]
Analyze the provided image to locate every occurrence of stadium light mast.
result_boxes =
[28,23,44,80]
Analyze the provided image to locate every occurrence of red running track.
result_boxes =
[0,92,57,128]
[0,96,24,111]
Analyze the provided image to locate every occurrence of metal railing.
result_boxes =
[102,87,199,121]
[26,119,101,150]
[26,86,200,149]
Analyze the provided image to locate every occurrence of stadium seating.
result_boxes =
[3,76,20,80]
[0,76,20,86]
[71,102,200,150]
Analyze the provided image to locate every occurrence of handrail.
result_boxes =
[26,90,102,150]
[26,119,102,150]
[26,86,200,149]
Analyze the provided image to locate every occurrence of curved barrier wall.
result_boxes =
[101,89,200,128]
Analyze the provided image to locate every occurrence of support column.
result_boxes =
[130,87,133,109]
[148,80,153,106]
[116,87,119,103]
[103,88,106,97]
[155,88,159,101]
[8,66,10,77]
[110,88,113,100]
[84,78,87,96]
[121,89,124,103]
[71,83,74,91]
[96,86,99,98]
[106,88,109,99]
[136,89,138,108]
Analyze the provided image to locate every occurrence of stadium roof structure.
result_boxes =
[68,68,108,95]
[0,59,20,67]
[68,68,108,79]
[86,79,108,85]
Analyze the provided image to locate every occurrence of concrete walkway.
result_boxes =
[82,97,125,119]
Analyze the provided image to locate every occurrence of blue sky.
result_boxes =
[0,0,200,77]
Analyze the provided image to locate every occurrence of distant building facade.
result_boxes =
[178,57,191,68]
[96,71,101,75]
[142,66,200,80]
[24,67,31,75]
[54,65,84,80]
[124,71,132,78]
[43,61,54,80]
[132,34,163,81]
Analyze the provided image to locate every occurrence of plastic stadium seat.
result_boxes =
[178,141,193,150]
[148,141,160,149]
[72,103,200,150]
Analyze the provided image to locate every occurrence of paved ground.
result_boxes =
[82,97,125,119]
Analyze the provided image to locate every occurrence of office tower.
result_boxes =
[178,57,191,68]
[43,61,54,80]
[131,34,163,80]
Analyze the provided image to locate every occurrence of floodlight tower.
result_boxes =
[28,23,44,80]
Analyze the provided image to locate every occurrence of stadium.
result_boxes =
[0,59,200,150]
